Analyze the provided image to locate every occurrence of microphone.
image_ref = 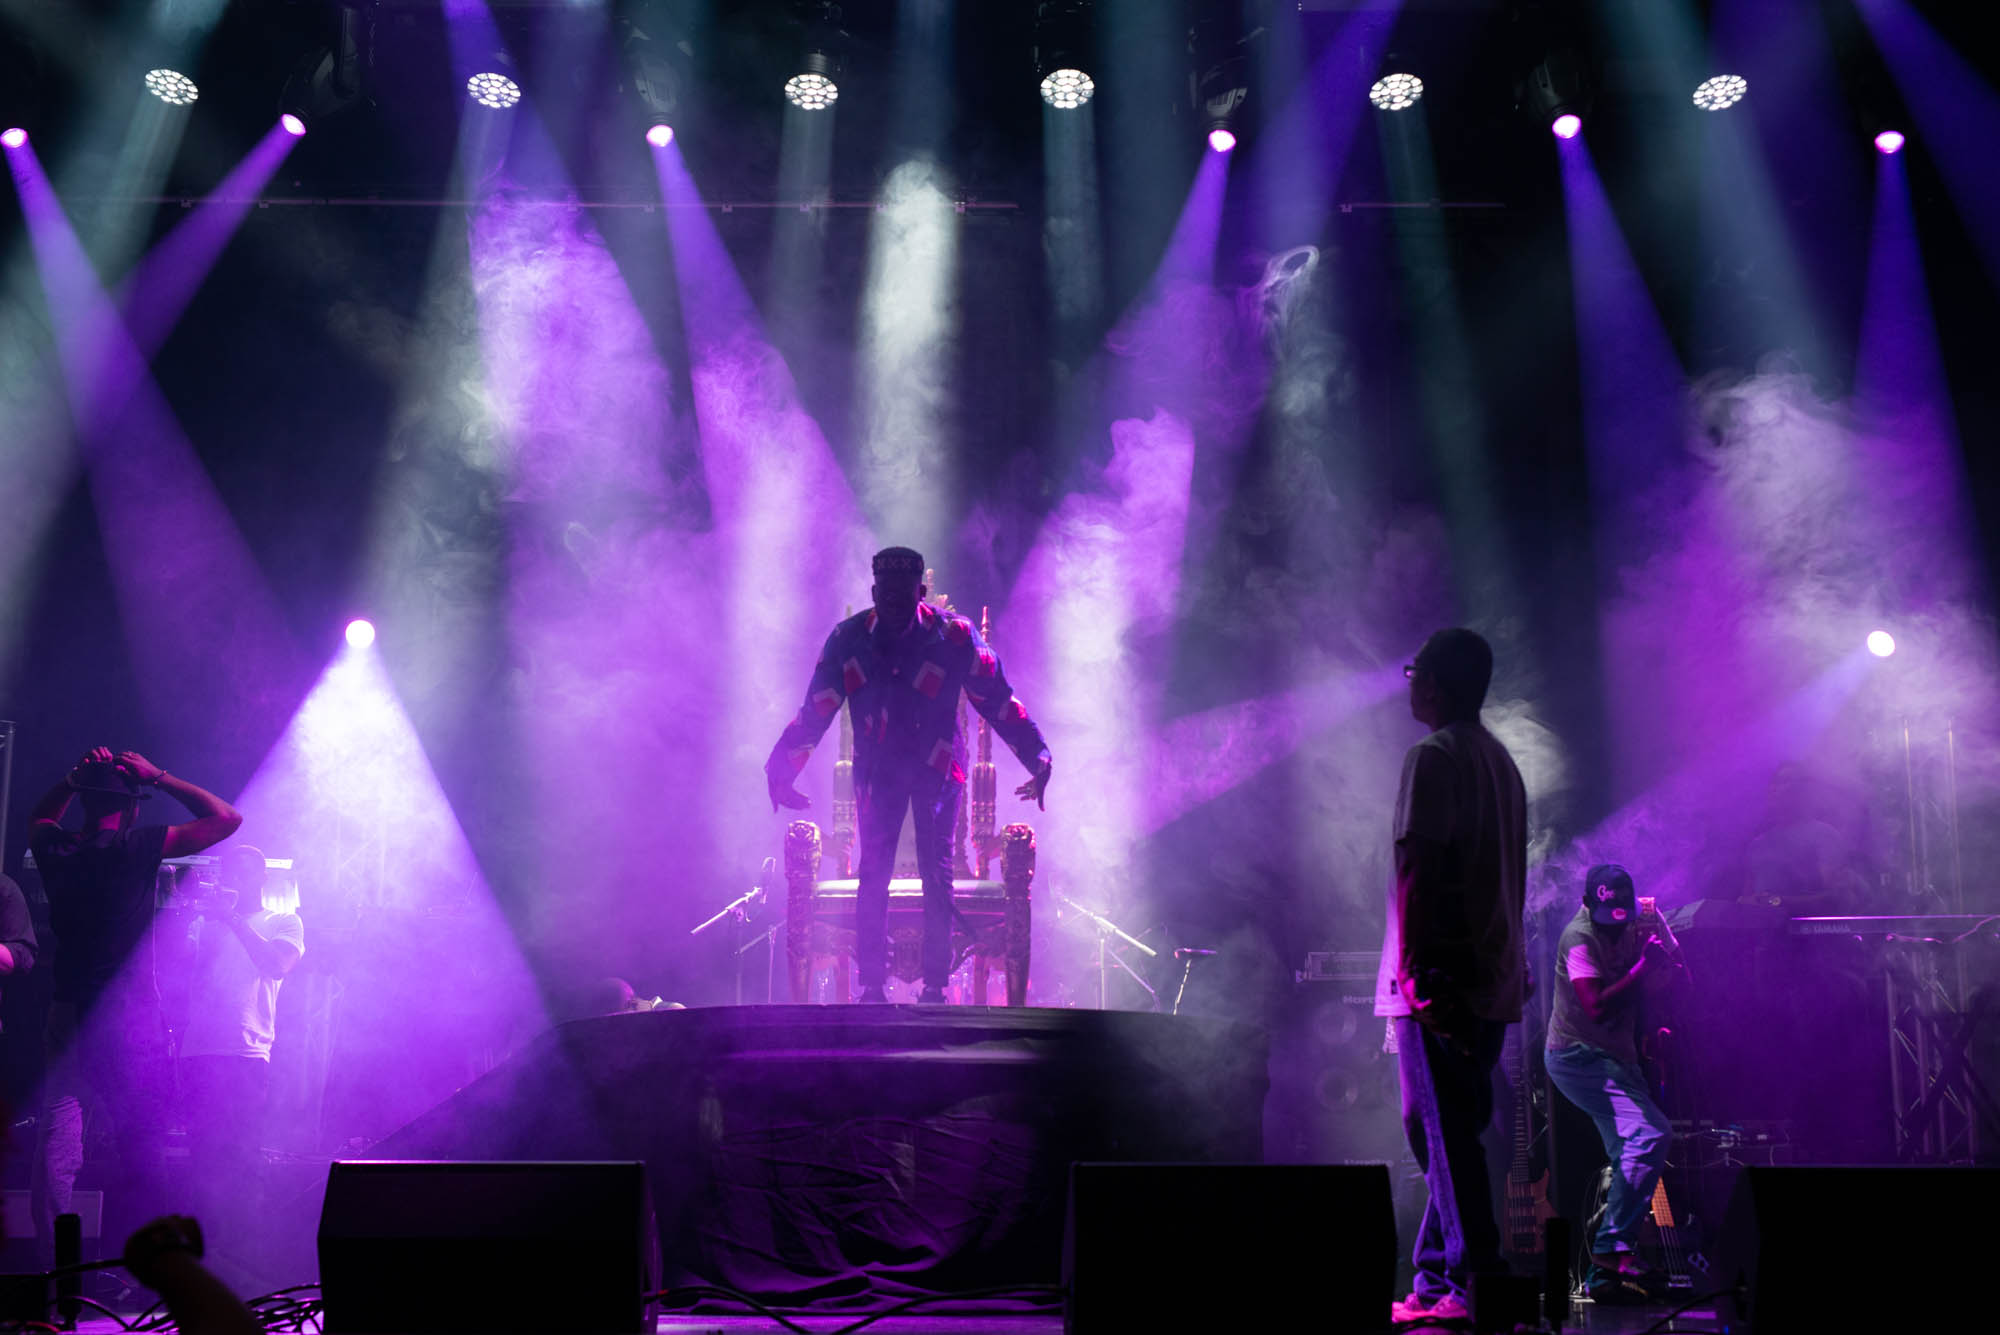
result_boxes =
[1173,948,1217,960]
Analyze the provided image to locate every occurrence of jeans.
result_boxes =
[1544,1043,1671,1257]
[33,997,176,1264]
[853,765,962,990]
[1396,1015,1509,1304]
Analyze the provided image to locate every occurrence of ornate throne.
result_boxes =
[783,585,1036,1005]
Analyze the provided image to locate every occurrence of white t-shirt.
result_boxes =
[1374,719,1529,1022]
[182,909,306,1061]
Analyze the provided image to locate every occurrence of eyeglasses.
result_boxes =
[1402,663,1417,680]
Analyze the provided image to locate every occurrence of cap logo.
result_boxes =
[1596,884,1614,901]
[1611,907,1629,921]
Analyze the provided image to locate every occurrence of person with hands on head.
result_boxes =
[26,746,242,1263]
[1374,630,1529,1327]
[766,547,1053,1003]
[1543,864,1688,1305]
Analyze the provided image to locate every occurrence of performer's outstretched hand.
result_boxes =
[1014,761,1052,811]
[768,776,812,813]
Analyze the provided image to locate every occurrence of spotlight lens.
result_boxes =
[1040,68,1096,110]
[1692,74,1748,111]
[280,113,306,137]
[1,127,24,149]
[144,68,200,107]
[785,72,839,111]
[1368,73,1424,112]
[1207,127,1237,152]
[646,123,674,147]
[467,72,522,110]
[345,619,377,649]
[1867,630,1896,658]
[1874,129,1906,154]
[1552,113,1583,139]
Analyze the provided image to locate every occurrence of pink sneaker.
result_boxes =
[1391,1291,1469,1324]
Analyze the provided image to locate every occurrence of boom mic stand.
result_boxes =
[690,859,774,1006]
[1056,892,1158,1010]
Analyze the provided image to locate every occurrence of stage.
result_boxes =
[332,1004,1270,1307]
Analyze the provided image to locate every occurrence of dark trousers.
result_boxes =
[33,997,174,1263]
[1396,1015,1509,1304]
[183,1053,272,1280]
[854,767,962,990]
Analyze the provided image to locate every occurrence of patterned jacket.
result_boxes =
[766,602,1050,789]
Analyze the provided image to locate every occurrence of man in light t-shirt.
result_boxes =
[180,846,303,1280]
[1375,628,1528,1326]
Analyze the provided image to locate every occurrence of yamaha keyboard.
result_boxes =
[1785,913,1999,939]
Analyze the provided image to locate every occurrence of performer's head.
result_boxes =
[71,758,143,829]
[220,845,268,900]
[871,546,928,633]
[1406,627,1493,727]
[1584,864,1637,936]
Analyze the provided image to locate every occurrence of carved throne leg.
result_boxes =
[1001,823,1036,1007]
[784,821,823,1003]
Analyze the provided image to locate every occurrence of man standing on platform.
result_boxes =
[28,746,241,1254]
[1375,630,1528,1326]
[766,547,1053,1004]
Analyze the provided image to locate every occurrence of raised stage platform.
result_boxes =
[355,1005,1269,1307]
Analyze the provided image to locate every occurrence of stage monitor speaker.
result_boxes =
[1064,1163,1394,1334]
[318,1160,657,1334]
[1716,1165,1996,1334]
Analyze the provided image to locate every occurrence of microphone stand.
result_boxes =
[1170,949,1216,1016]
[691,859,773,1006]
[1056,892,1158,1010]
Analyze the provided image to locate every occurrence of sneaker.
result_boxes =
[1585,1264,1661,1306]
[858,986,888,1003]
[917,985,948,1004]
[1391,1291,1469,1324]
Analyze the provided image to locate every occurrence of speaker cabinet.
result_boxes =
[318,1161,657,1334]
[1063,1163,1394,1334]
[1716,1165,1996,1334]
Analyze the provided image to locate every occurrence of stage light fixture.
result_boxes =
[1040,68,1095,109]
[1520,49,1591,142]
[1369,73,1423,112]
[1874,129,1905,154]
[345,619,377,650]
[144,68,199,107]
[646,123,673,147]
[1867,630,1896,658]
[1035,0,1096,111]
[467,71,521,110]
[1188,11,1250,159]
[785,70,838,110]
[1692,74,1747,111]
[1,127,24,149]
[281,113,306,137]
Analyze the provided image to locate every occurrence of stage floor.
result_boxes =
[65,1308,1733,1335]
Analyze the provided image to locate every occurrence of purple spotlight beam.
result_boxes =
[118,118,308,360]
